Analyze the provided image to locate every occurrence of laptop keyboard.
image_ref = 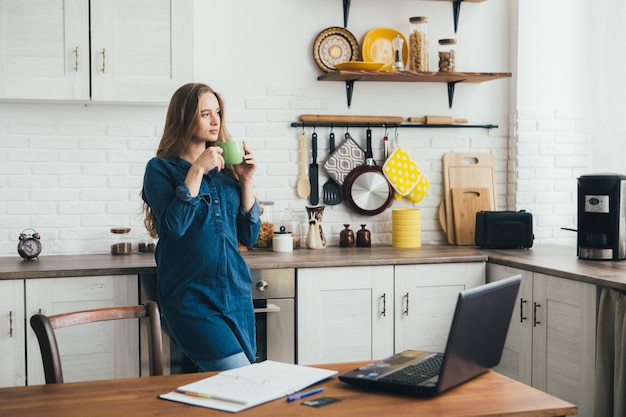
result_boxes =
[378,353,444,385]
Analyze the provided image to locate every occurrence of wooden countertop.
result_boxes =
[1,244,626,291]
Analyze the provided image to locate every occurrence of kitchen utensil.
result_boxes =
[322,132,342,205]
[443,152,496,244]
[406,175,429,204]
[450,187,492,245]
[300,114,404,124]
[408,116,469,124]
[361,28,408,71]
[382,146,420,196]
[296,131,311,199]
[312,27,359,73]
[323,132,364,186]
[342,129,394,216]
[309,131,319,205]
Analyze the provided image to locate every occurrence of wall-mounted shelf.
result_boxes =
[341,0,487,32]
[318,70,512,108]
[291,122,498,129]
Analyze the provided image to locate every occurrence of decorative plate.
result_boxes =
[313,27,359,73]
[362,28,408,71]
[333,61,384,71]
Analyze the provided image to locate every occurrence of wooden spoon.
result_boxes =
[296,130,311,198]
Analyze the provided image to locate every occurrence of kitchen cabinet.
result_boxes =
[394,262,485,353]
[296,262,485,365]
[487,263,596,417]
[0,280,26,387]
[0,275,139,387]
[0,0,193,102]
[297,266,394,365]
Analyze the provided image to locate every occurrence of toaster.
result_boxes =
[475,210,534,249]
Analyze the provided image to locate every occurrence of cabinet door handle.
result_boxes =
[73,47,79,72]
[403,292,409,316]
[9,311,13,338]
[380,293,387,317]
[520,298,527,322]
[101,48,106,73]
[533,302,541,327]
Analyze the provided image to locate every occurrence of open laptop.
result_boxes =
[338,274,521,396]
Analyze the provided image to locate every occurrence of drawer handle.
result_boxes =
[101,48,106,73]
[254,304,281,314]
[9,311,13,338]
[73,47,79,72]
[403,292,409,316]
[533,302,541,327]
[380,293,387,317]
[520,298,527,322]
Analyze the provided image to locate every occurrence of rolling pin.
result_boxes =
[407,116,469,124]
[300,114,404,124]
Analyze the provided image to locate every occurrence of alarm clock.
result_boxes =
[18,228,42,260]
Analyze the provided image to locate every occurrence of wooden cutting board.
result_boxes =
[443,152,496,244]
[451,188,492,245]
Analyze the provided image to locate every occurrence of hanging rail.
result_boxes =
[290,122,498,129]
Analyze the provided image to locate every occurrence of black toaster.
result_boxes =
[475,210,534,249]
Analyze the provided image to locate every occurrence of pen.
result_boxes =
[286,387,325,402]
[175,389,248,405]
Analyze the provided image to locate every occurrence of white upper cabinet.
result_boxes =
[0,0,193,102]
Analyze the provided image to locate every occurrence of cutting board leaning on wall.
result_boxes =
[442,152,497,245]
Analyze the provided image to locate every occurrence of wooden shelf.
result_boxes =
[318,70,512,108]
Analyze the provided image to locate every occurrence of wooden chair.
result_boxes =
[30,301,163,384]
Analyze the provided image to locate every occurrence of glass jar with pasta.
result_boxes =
[253,201,274,249]
[409,16,429,72]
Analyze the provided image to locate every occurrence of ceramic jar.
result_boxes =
[339,224,355,248]
[356,224,371,247]
[305,206,326,249]
[272,226,293,253]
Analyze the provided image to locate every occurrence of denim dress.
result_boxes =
[142,156,261,366]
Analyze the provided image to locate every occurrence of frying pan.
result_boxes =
[342,128,394,216]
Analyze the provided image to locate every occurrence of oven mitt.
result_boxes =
[323,133,365,186]
[382,146,420,196]
[407,174,429,203]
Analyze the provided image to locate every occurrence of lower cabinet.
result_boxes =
[297,262,486,365]
[487,263,597,417]
[0,275,139,387]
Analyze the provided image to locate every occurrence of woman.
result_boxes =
[142,83,261,371]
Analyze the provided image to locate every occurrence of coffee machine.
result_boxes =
[577,173,626,260]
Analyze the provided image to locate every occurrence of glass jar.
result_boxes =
[272,226,293,253]
[409,16,428,72]
[254,201,274,249]
[275,207,302,248]
[138,233,156,254]
[438,38,457,72]
[110,227,132,255]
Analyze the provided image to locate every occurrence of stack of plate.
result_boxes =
[392,208,421,248]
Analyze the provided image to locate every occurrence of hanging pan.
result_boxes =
[342,127,394,216]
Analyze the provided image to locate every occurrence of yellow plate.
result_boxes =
[334,61,384,71]
[362,28,408,71]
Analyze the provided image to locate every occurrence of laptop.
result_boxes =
[338,274,521,396]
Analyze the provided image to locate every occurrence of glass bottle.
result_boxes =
[438,38,457,72]
[409,16,428,72]
[110,227,132,255]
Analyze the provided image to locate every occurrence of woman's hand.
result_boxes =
[194,145,225,174]
[234,141,256,181]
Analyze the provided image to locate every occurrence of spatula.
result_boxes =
[296,130,311,199]
[322,132,342,205]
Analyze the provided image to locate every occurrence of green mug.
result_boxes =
[218,141,245,165]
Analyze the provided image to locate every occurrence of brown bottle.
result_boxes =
[339,224,355,248]
[356,224,371,247]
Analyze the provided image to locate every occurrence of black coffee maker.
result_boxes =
[577,173,626,260]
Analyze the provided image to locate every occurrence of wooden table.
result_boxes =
[0,362,577,417]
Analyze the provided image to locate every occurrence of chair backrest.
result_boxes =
[30,301,163,384]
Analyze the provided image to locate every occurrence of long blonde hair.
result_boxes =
[142,83,236,238]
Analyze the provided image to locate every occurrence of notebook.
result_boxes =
[338,274,521,396]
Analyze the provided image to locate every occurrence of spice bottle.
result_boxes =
[110,227,132,255]
[339,224,355,248]
[409,17,428,72]
[392,35,405,71]
[438,38,457,72]
[356,224,371,247]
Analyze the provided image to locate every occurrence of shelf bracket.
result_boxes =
[343,0,351,28]
[446,80,462,108]
[345,80,355,108]
[452,0,464,33]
